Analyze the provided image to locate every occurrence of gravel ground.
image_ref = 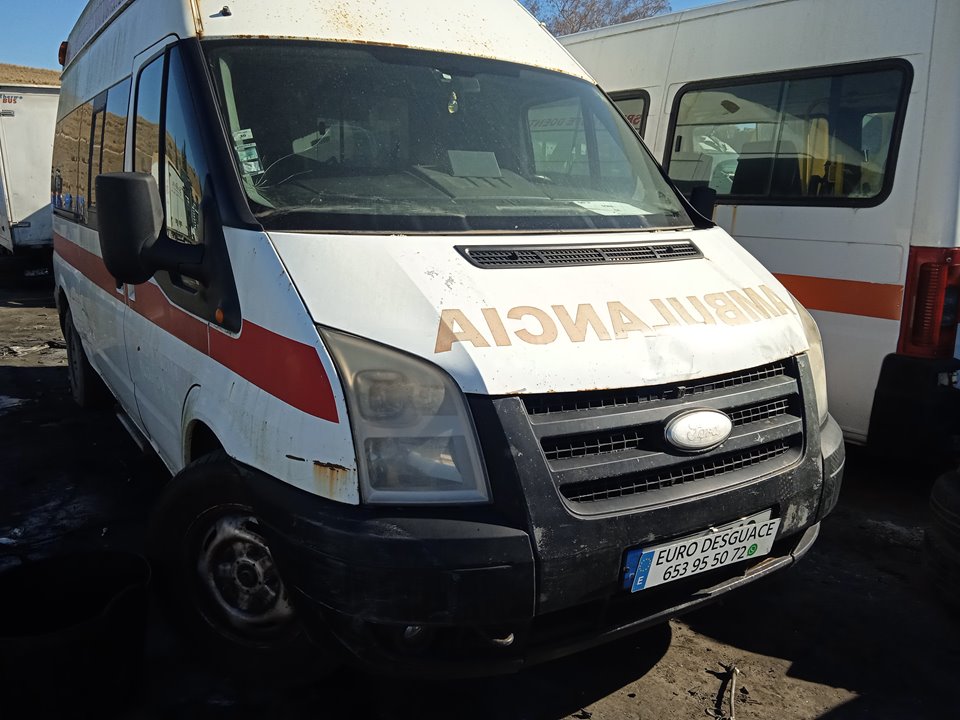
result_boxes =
[0,269,955,719]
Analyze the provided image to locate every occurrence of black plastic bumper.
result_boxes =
[239,411,844,675]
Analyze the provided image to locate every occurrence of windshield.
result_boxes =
[204,41,691,233]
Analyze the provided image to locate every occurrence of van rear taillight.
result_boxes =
[898,247,960,358]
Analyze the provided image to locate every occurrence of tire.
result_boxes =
[63,304,110,409]
[147,451,339,680]
[927,470,960,607]
[931,471,960,539]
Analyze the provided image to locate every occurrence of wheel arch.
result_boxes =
[181,385,235,470]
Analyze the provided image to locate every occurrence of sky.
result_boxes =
[1,0,724,70]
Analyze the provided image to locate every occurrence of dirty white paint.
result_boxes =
[197,0,592,81]
[270,226,810,396]
[65,0,593,86]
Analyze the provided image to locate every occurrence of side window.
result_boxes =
[134,55,163,183]
[611,91,649,138]
[666,63,910,204]
[101,79,131,177]
[88,79,131,229]
[162,46,209,245]
[52,106,83,217]
[87,93,107,226]
[75,101,93,223]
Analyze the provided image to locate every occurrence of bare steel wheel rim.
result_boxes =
[196,513,295,639]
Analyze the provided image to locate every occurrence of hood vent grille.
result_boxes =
[457,241,701,269]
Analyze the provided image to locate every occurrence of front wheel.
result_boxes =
[148,452,339,678]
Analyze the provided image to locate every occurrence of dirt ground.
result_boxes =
[0,264,956,719]
[0,63,61,86]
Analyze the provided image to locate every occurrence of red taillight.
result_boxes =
[58,42,68,67]
[898,247,960,358]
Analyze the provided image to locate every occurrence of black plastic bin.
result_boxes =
[0,551,151,715]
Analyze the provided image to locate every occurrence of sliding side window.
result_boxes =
[666,61,911,205]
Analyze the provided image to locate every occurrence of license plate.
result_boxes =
[623,509,781,592]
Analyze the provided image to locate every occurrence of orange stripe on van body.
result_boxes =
[54,233,339,422]
[773,273,904,321]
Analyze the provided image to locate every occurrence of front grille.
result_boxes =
[457,241,702,269]
[729,398,790,426]
[521,358,805,511]
[542,429,645,462]
[560,442,791,503]
[525,362,787,416]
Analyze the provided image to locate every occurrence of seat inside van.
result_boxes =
[731,140,802,196]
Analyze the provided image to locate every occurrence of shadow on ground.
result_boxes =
[0,364,673,719]
[682,447,958,719]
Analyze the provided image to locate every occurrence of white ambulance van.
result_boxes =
[0,78,59,263]
[54,0,843,674]
[562,0,960,457]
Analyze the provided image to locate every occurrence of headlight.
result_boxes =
[321,328,490,505]
[793,300,829,426]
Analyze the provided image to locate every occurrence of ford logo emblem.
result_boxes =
[664,409,733,452]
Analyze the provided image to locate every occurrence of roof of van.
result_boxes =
[66,0,593,81]
[561,0,791,45]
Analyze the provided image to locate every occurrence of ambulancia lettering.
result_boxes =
[434,284,795,353]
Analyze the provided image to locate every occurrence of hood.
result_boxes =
[269,227,809,395]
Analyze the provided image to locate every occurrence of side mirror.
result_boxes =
[96,172,206,285]
[96,173,163,285]
[690,185,718,221]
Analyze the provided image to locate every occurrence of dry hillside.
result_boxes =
[0,63,61,87]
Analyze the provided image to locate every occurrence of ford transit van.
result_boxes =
[53,0,844,674]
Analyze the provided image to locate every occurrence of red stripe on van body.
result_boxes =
[54,233,339,423]
[54,233,119,296]
[210,323,340,422]
[774,273,904,321]
[129,279,210,354]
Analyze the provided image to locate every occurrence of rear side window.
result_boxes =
[52,78,130,227]
[665,61,911,206]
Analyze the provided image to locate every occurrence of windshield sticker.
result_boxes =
[574,200,651,216]
[235,141,263,176]
[434,285,795,353]
[233,128,254,142]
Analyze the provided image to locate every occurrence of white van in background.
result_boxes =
[0,77,59,265]
[53,0,842,675]
[563,0,960,456]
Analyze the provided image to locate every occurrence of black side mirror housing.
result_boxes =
[96,172,206,285]
[96,173,163,285]
[690,185,718,221]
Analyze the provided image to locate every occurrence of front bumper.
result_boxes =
[243,410,844,676]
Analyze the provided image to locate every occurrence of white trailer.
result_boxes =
[0,82,60,256]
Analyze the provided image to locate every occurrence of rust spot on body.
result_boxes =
[313,460,351,499]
